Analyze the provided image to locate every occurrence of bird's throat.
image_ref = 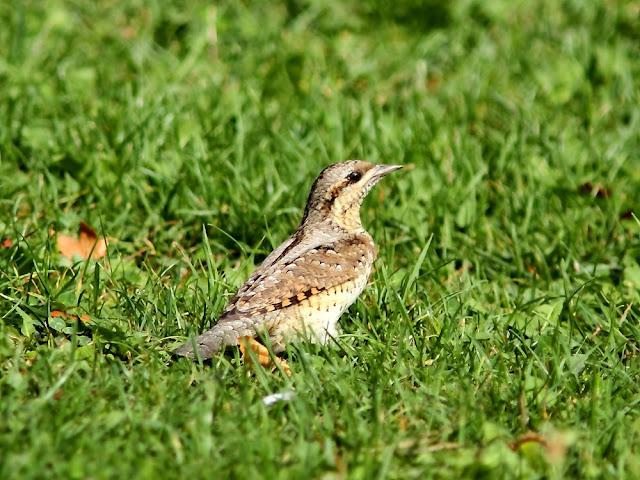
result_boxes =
[327,197,364,231]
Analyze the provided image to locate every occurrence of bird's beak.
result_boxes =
[372,164,403,178]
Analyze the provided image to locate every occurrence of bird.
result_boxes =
[175,160,402,373]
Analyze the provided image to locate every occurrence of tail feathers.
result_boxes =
[174,329,228,360]
[174,319,256,360]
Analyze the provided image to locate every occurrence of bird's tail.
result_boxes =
[174,329,225,360]
[174,315,255,360]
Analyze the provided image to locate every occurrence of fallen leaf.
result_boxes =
[121,26,137,39]
[509,432,546,451]
[398,415,409,432]
[427,75,441,91]
[57,222,107,260]
[508,431,571,464]
[51,310,91,323]
[579,182,611,198]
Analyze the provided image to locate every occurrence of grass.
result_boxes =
[1,0,639,478]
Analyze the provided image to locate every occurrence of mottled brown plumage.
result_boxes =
[175,160,402,362]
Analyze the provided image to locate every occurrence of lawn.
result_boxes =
[1,0,639,478]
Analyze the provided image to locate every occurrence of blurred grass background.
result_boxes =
[1,0,639,478]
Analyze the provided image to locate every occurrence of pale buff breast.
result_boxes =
[267,263,373,351]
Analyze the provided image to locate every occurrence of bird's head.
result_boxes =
[301,160,402,230]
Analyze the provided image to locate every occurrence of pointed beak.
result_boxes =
[372,164,403,178]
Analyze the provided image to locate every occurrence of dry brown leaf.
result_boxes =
[51,310,91,323]
[508,432,546,451]
[57,222,107,260]
[120,26,137,39]
[427,76,441,91]
[509,431,570,464]
[579,182,611,198]
[397,415,409,432]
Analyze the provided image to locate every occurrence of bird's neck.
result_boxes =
[302,206,363,233]
[327,205,363,231]
[329,193,367,231]
[301,194,366,232]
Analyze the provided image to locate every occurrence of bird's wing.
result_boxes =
[174,234,374,359]
[226,226,343,312]
[227,234,374,316]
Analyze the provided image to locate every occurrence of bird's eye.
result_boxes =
[346,171,362,183]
